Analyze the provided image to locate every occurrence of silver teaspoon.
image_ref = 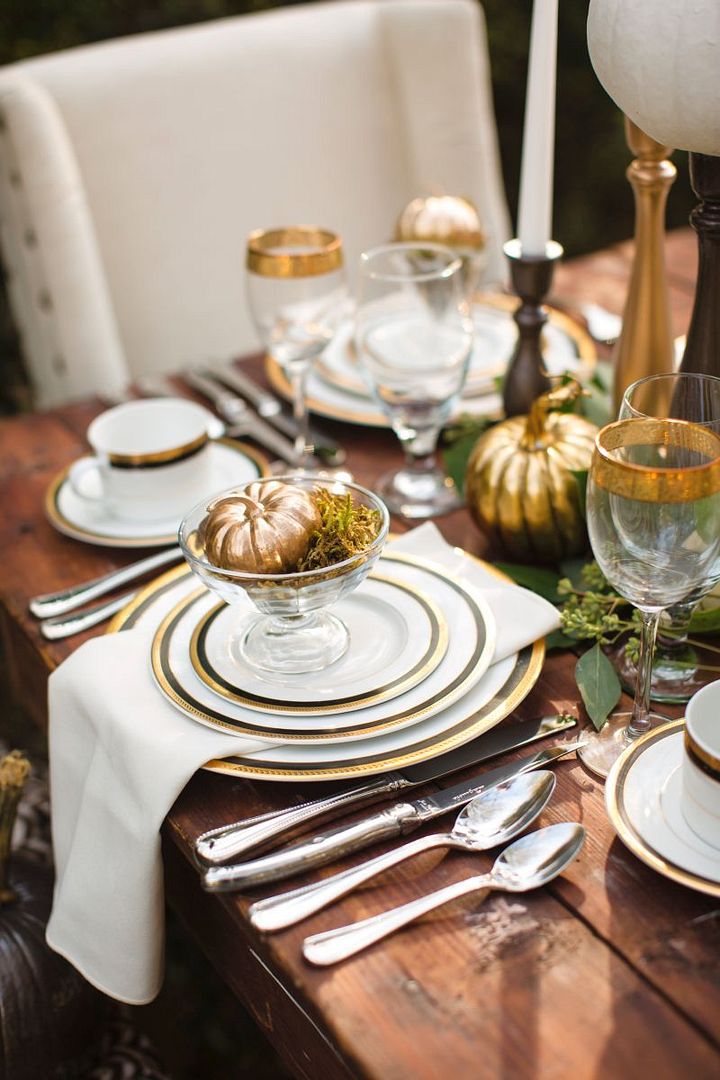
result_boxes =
[250,771,555,933]
[302,821,585,966]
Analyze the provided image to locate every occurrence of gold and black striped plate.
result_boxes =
[45,439,269,548]
[606,720,720,897]
[187,570,448,716]
[150,552,495,741]
[108,551,545,782]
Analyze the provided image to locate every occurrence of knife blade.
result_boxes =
[204,360,345,465]
[201,736,586,892]
[194,713,577,866]
[183,369,298,464]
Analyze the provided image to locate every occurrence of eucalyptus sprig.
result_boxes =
[556,562,643,663]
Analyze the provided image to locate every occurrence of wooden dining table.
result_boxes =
[1,226,719,1079]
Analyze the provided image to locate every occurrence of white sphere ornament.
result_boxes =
[587,0,720,155]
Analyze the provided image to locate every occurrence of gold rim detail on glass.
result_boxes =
[107,431,208,468]
[246,227,343,278]
[592,418,720,502]
[606,720,720,898]
[44,439,270,548]
[189,572,448,715]
[108,553,545,780]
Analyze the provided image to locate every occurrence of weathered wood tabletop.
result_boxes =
[1,228,719,1079]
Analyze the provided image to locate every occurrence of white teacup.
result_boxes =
[682,680,720,850]
[69,398,214,523]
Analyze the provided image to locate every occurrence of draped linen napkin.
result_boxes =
[46,523,560,1004]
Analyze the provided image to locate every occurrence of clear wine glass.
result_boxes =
[355,242,474,519]
[246,227,347,473]
[578,416,720,778]
[615,372,720,702]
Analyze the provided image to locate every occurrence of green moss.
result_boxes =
[296,490,381,572]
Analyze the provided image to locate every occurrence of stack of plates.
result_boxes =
[266,295,596,427]
[110,548,545,782]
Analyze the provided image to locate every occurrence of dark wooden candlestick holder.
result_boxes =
[678,152,720,378]
[502,239,564,417]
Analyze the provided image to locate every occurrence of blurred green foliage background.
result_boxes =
[0,0,695,410]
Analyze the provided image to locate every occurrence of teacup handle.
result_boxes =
[68,456,104,501]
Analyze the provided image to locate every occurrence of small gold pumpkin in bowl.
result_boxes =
[180,476,389,675]
[465,381,597,563]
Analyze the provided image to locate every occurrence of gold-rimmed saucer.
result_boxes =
[606,720,720,897]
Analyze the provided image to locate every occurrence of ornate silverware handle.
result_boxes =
[201,803,421,892]
[40,590,138,640]
[194,774,409,865]
[250,831,451,932]
[303,873,493,966]
[29,547,182,618]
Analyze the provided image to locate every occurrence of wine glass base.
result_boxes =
[233,610,350,676]
[611,641,713,704]
[377,466,462,520]
[577,711,671,779]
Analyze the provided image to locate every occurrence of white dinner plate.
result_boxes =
[45,438,269,548]
[267,296,596,427]
[606,720,720,896]
[151,551,496,741]
[108,553,545,781]
[188,570,448,714]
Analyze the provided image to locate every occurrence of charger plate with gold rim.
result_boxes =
[45,439,269,548]
[149,552,495,739]
[267,296,596,428]
[605,720,720,897]
[108,550,545,781]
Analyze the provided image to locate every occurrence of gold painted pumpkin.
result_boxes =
[199,480,321,574]
[396,195,486,251]
[465,382,598,562]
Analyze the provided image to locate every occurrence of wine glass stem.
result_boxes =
[400,428,440,468]
[628,609,661,739]
[288,365,311,469]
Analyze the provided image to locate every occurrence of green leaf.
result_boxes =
[442,431,480,496]
[688,603,720,636]
[575,643,622,731]
[545,628,576,651]
[494,562,562,603]
[558,557,588,588]
[571,469,588,519]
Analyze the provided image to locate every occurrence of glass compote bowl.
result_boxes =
[246,226,348,474]
[179,477,389,677]
[355,242,474,518]
[579,417,720,778]
[614,372,720,702]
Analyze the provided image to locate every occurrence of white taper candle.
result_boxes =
[517,0,559,257]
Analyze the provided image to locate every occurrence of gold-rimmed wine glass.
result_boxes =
[615,372,720,703]
[579,416,720,778]
[246,227,347,473]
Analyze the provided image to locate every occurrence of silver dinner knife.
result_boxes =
[194,713,577,865]
[205,360,345,465]
[40,589,138,639]
[183,369,298,464]
[201,738,586,892]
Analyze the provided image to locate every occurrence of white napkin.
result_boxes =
[46,524,559,1005]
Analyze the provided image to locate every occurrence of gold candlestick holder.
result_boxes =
[612,117,676,413]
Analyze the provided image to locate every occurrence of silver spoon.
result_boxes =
[302,821,585,966]
[250,771,556,933]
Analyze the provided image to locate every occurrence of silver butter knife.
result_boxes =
[183,369,297,464]
[201,737,586,892]
[194,713,577,865]
[205,360,345,465]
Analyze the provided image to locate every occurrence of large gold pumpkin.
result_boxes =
[199,480,321,574]
[465,382,598,562]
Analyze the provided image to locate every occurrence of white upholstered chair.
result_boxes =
[0,0,510,407]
